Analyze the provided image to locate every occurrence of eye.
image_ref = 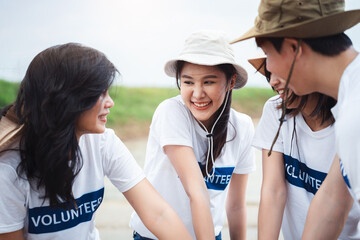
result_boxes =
[204,80,215,85]
[182,80,193,85]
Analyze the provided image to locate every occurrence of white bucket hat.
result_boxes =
[164,30,248,89]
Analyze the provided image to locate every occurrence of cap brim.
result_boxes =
[248,56,266,76]
[232,9,360,43]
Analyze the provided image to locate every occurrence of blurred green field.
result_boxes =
[1,79,275,139]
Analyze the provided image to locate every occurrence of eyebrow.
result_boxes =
[181,74,219,80]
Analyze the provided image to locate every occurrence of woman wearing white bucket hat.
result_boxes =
[130,30,256,240]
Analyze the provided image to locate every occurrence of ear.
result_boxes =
[284,38,303,60]
[228,74,237,91]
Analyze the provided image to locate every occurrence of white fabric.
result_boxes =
[0,128,145,239]
[129,95,256,239]
[164,30,248,89]
[253,96,360,240]
[331,54,360,201]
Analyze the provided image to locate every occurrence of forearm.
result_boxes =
[258,189,286,240]
[190,194,215,240]
[302,187,352,239]
[302,156,353,240]
[124,179,192,240]
[0,229,24,240]
[146,205,193,240]
[227,205,247,240]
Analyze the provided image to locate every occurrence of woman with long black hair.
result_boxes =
[0,43,192,240]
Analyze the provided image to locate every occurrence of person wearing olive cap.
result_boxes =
[248,55,360,240]
[233,0,360,239]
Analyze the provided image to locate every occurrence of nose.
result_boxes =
[193,83,205,99]
[105,93,114,109]
[269,74,283,90]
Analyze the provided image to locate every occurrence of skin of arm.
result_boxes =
[258,149,287,240]
[123,178,193,240]
[164,145,215,240]
[0,229,24,240]
[226,173,249,240]
[302,155,353,240]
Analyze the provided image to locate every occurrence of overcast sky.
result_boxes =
[1,0,360,89]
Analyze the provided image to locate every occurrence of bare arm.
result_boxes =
[258,150,287,240]
[164,145,215,240]
[302,155,353,240]
[0,229,24,240]
[123,178,192,240]
[226,173,248,240]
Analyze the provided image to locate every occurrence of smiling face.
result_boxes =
[269,73,301,109]
[75,90,114,139]
[179,62,234,129]
[261,39,311,96]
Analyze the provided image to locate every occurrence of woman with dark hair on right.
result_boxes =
[249,55,360,240]
[0,43,192,240]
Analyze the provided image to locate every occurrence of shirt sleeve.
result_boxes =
[0,160,27,233]
[151,98,194,149]
[252,97,284,153]
[336,100,360,200]
[101,129,145,193]
[233,113,256,174]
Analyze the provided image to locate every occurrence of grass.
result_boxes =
[0,79,19,107]
[0,79,275,140]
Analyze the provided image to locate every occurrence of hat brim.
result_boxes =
[232,9,360,43]
[248,56,266,76]
[164,54,248,89]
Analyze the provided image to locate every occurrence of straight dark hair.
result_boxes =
[175,61,236,176]
[13,43,117,207]
[256,33,352,56]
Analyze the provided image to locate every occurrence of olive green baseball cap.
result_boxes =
[232,0,360,43]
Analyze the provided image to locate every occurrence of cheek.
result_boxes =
[180,87,191,99]
[265,57,277,73]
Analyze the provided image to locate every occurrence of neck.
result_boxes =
[300,94,332,131]
[302,113,331,132]
[311,47,358,100]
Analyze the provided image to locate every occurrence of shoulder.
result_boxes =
[230,109,253,127]
[80,128,124,152]
[229,109,254,139]
[0,150,21,173]
[155,95,186,114]
[263,95,282,112]
[152,95,193,125]
[0,150,29,193]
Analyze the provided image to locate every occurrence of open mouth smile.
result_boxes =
[193,102,211,108]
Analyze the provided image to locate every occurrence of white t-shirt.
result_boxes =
[0,128,145,239]
[253,96,360,240]
[130,95,256,239]
[331,54,360,200]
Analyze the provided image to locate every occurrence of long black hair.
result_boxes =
[14,43,117,207]
[175,61,236,177]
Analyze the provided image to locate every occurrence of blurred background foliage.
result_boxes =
[1,79,275,140]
